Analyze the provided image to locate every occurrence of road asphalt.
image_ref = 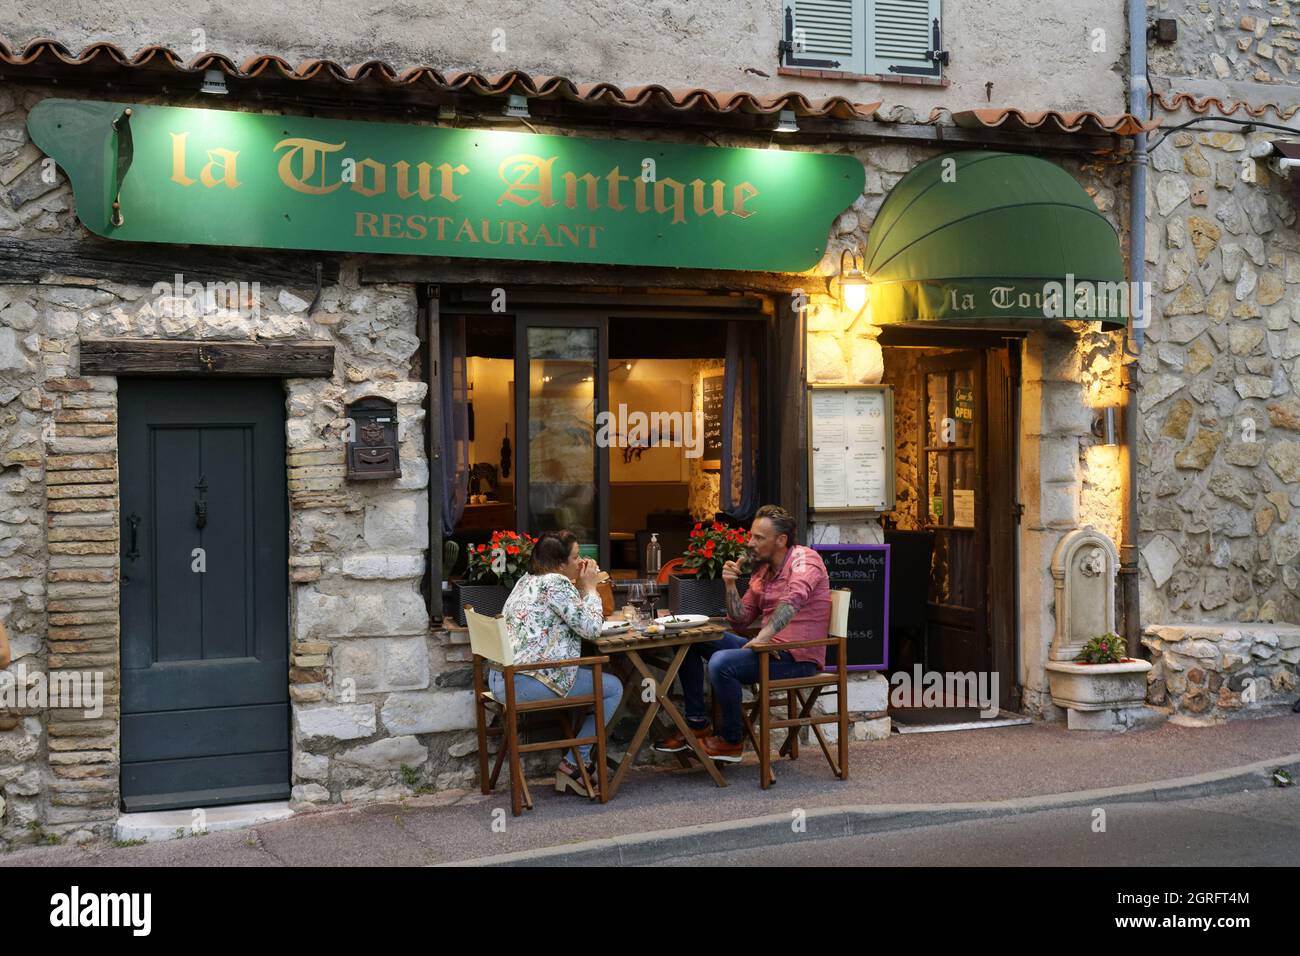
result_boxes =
[2,709,1297,867]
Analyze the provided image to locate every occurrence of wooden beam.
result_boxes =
[424,291,446,622]
[360,259,820,294]
[0,237,341,289]
[79,339,335,377]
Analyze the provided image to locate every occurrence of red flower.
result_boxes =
[694,522,702,530]
[711,521,723,532]
[476,544,487,553]
[506,545,520,555]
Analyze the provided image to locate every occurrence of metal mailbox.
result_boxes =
[346,396,401,480]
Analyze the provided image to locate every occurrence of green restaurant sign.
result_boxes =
[27,99,864,273]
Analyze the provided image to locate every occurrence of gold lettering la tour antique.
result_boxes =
[168,133,762,249]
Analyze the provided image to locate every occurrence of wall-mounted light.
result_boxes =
[200,69,229,95]
[1092,406,1119,445]
[839,249,868,315]
[774,109,799,133]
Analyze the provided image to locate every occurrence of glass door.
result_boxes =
[514,316,609,569]
[918,351,987,678]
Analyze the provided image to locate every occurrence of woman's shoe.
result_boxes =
[554,759,600,798]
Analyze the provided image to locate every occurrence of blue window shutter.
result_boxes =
[865,0,944,78]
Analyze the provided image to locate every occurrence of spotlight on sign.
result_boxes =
[200,69,228,95]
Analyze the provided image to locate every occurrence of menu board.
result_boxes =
[701,371,725,470]
[806,386,895,512]
[815,545,890,670]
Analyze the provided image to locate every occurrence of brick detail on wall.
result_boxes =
[42,376,120,828]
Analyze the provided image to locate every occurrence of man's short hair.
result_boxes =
[754,504,797,548]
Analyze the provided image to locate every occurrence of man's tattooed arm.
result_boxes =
[750,602,796,646]
[766,602,797,636]
[726,583,745,622]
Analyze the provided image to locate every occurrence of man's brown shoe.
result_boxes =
[699,735,743,763]
[653,723,711,753]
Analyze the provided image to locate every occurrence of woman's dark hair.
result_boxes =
[530,531,579,574]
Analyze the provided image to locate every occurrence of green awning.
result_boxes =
[863,151,1129,330]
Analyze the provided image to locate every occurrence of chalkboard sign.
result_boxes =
[814,544,890,671]
[701,370,725,470]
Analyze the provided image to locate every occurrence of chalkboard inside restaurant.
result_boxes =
[701,370,725,470]
[814,544,890,671]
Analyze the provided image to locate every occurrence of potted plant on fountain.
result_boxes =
[1044,632,1152,711]
[451,530,535,626]
[668,521,750,617]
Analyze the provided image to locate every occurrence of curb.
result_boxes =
[438,752,1300,867]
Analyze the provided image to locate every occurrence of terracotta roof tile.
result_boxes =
[1154,90,1300,121]
[948,107,1159,136]
[0,38,1155,136]
[0,36,879,120]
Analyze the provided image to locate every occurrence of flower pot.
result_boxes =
[668,574,747,618]
[1044,659,1151,711]
[451,582,512,627]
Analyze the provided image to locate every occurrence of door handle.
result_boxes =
[125,513,140,560]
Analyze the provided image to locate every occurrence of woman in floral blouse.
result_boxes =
[489,531,623,796]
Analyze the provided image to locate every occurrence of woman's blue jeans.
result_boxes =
[488,667,623,764]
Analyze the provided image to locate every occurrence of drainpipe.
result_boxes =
[1120,0,1149,658]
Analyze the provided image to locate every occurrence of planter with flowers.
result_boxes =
[1045,633,1151,711]
[452,530,536,626]
[668,521,750,617]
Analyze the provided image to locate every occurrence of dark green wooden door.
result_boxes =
[119,379,290,811]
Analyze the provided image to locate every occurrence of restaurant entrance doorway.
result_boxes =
[880,333,1021,723]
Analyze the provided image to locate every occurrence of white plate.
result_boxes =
[655,613,709,631]
[601,620,631,634]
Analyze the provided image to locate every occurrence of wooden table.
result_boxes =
[585,620,728,798]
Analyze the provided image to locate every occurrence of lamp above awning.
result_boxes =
[862,151,1129,330]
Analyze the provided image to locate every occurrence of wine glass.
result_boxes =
[642,581,660,619]
[627,581,645,616]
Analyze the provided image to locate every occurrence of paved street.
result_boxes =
[646,787,1300,866]
[1,713,1297,867]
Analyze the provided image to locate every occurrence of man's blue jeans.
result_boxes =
[680,632,818,744]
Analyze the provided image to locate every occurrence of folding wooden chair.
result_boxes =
[742,589,851,789]
[466,605,611,816]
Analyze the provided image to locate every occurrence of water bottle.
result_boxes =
[646,533,662,578]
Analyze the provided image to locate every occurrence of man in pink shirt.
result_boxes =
[654,504,831,762]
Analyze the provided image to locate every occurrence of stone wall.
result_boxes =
[0,0,1128,117]
[1139,114,1300,627]
[1149,0,1300,87]
[0,83,487,845]
[1143,622,1300,722]
[882,346,923,530]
